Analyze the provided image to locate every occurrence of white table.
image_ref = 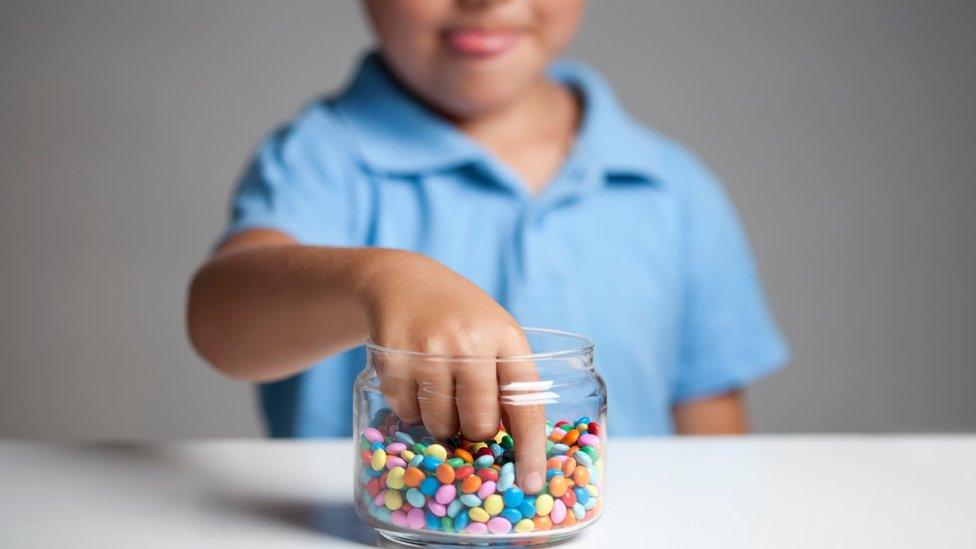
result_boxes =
[2,437,974,548]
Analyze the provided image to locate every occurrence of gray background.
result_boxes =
[2,0,974,437]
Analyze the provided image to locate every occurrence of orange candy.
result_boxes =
[549,476,569,498]
[455,448,474,463]
[561,429,580,446]
[403,467,426,488]
[532,516,553,531]
[435,463,455,484]
[548,430,564,442]
[566,445,579,458]
[561,457,577,476]
[461,475,483,494]
[546,457,562,470]
[561,511,577,527]
[573,466,589,486]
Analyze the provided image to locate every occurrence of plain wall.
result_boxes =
[2,0,974,437]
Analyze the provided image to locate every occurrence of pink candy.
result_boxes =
[407,508,425,529]
[487,517,512,534]
[363,427,384,443]
[386,442,407,454]
[386,456,407,469]
[477,480,496,500]
[551,499,567,524]
[465,522,488,534]
[427,501,446,517]
[374,490,387,507]
[578,433,600,447]
[435,484,456,505]
[390,510,408,528]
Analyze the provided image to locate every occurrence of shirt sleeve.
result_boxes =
[219,123,356,247]
[672,158,789,403]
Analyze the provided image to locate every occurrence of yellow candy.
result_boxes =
[401,450,415,461]
[469,442,487,452]
[468,507,490,523]
[384,489,403,510]
[483,494,503,516]
[386,466,406,489]
[370,449,387,471]
[424,444,447,461]
[586,484,599,498]
[535,494,554,516]
[514,519,535,533]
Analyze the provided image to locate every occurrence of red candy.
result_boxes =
[477,468,499,482]
[561,488,577,507]
[455,465,475,480]
[366,478,381,497]
[588,422,601,436]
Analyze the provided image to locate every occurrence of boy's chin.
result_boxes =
[429,79,536,120]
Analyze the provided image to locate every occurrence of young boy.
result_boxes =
[187,0,787,493]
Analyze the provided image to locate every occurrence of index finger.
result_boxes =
[496,335,547,495]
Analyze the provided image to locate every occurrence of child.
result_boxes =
[187,0,787,493]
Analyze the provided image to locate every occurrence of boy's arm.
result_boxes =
[186,228,547,492]
[672,390,749,434]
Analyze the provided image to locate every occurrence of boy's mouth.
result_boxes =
[441,28,522,58]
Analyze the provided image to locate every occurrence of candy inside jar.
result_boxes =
[353,328,607,547]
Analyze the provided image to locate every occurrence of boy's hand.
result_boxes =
[361,250,546,494]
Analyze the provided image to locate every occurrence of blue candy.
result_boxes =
[502,487,524,508]
[460,494,482,507]
[425,511,441,530]
[406,488,426,508]
[474,455,495,469]
[420,477,439,496]
[517,498,536,518]
[421,456,443,471]
[499,507,522,524]
[453,508,470,530]
[546,468,564,481]
[574,486,590,505]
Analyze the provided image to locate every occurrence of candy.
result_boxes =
[436,463,456,484]
[386,466,406,489]
[535,494,554,516]
[435,484,457,505]
[468,507,490,523]
[358,415,604,537]
[503,487,524,508]
[487,516,512,534]
[363,427,384,443]
[460,475,482,494]
[370,449,387,471]
[483,494,504,516]
[384,490,404,510]
[549,476,569,498]
[550,500,567,524]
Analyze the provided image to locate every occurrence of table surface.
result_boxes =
[2,436,975,548]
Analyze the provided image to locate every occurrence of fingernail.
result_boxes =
[523,471,543,494]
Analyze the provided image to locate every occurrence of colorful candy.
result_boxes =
[358,413,604,537]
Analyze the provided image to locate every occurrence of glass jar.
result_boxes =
[353,328,606,547]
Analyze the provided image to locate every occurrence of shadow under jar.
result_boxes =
[353,328,607,548]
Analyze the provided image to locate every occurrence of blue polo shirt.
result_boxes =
[222,53,788,437]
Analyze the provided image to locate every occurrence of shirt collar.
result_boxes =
[332,52,662,183]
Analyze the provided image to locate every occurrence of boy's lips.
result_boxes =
[442,28,521,58]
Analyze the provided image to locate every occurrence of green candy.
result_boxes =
[500,435,514,449]
[440,516,454,532]
[413,442,427,455]
[581,445,600,463]
[447,457,464,468]
[545,440,554,453]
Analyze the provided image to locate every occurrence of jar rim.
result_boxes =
[365,327,594,362]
